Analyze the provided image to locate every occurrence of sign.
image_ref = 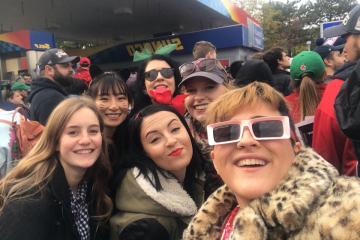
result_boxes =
[320,20,342,38]
[91,24,263,65]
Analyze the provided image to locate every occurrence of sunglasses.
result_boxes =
[144,68,174,81]
[179,58,227,79]
[207,116,290,146]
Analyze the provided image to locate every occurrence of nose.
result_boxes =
[236,127,259,148]
[108,97,120,110]
[78,131,91,145]
[165,133,177,147]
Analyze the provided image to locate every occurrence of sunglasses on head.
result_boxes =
[179,58,227,79]
[207,116,290,146]
[144,68,174,81]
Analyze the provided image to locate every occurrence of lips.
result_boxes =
[193,103,208,110]
[105,112,122,120]
[154,85,168,90]
[168,148,183,157]
[74,149,94,154]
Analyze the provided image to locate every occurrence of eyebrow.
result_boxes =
[145,118,179,138]
[66,124,100,129]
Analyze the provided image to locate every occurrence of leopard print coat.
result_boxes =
[183,148,360,240]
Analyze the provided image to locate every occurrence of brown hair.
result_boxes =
[0,96,112,220]
[192,41,216,60]
[206,81,292,126]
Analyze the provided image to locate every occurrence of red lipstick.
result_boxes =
[169,148,183,157]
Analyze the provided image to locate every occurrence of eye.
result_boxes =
[67,130,78,136]
[205,85,216,91]
[99,96,109,101]
[89,128,100,135]
[171,127,180,133]
[185,88,196,94]
[150,137,160,144]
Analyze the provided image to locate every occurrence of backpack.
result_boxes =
[0,107,44,160]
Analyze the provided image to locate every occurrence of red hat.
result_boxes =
[79,57,91,66]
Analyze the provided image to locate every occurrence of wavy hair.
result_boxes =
[0,96,112,220]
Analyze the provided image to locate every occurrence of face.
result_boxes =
[327,51,346,71]
[343,34,360,63]
[49,63,74,86]
[144,60,176,96]
[184,77,227,123]
[23,76,32,84]
[9,91,24,105]
[140,111,193,181]
[58,107,102,179]
[211,103,296,208]
[278,52,291,69]
[95,90,129,128]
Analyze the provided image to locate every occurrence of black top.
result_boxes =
[28,77,68,125]
[0,160,107,240]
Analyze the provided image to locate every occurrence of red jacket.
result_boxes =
[285,83,326,124]
[74,67,92,86]
[312,79,358,176]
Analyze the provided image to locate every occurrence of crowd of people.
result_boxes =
[1,4,360,240]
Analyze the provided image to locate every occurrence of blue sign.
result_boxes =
[320,21,342,38]
[30,31,56,50]
[91,24,263,65]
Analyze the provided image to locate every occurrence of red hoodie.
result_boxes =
[74,67,92,86]
[312,79,358,176]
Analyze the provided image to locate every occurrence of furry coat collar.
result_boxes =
[183,148,360,240]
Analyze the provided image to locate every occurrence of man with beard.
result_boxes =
[29,48,79,125]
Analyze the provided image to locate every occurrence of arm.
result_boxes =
[119,218,169,240]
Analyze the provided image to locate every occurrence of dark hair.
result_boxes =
[122,104,203,194]
[263,47,285,73]
[132,55,181,114]
[87,71,133,109]
[234,60,274,87]
[192,41,216,60]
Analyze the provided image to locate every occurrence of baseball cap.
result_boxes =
[178,59,228,87]
[38,48,79,70]
[313,45,343,59]
[79,57,91,66]
[324,5,360,38]
[290,51,325,81]
[11,82,30,91]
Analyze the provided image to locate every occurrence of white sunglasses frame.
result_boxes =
[207,116,291,146]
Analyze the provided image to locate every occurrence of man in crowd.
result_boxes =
[313,44,346,81]
[28,48,79,125]
[312,4,360,176]
[192,40,217,60]
[263,47,291,96]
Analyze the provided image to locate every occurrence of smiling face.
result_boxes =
[184,77,227,123]
[144,60,176,96]
[211,103,296,208]
[58,107,102,179]
[140,111,193,182]
[95,89,129,129]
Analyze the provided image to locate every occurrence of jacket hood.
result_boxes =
[115,168,198,218]
[28,77,68,102]
[332,62,356,81]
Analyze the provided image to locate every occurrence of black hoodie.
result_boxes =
[28,77,68,125]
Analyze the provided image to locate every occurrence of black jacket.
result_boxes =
[334,60,360,168]
[28,77,68,125]
[0,161,107,240]
[272,69,291,96]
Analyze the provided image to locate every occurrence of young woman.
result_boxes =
[179,58,231,198]
[110,104,204,240]
[183,82,360,240]
[286,51,326,123]
[0,96,112,240]
[132,55,186,115]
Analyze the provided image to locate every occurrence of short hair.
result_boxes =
[192,41,216,60]
[123,104,204,194]
[263,47,285,73]
[206,81,293,130]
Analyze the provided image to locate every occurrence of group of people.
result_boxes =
[1,5,360,240]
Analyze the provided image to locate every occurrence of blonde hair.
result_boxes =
[0,96,112,219]
[206,82,291,125]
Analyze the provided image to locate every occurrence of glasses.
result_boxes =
[179,58,227,79]
[144,68,174,81]
[207,116,290,146]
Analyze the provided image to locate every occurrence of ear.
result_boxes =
[210,150,219,174]
[293,141,301,154]
[323,58,332,67]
